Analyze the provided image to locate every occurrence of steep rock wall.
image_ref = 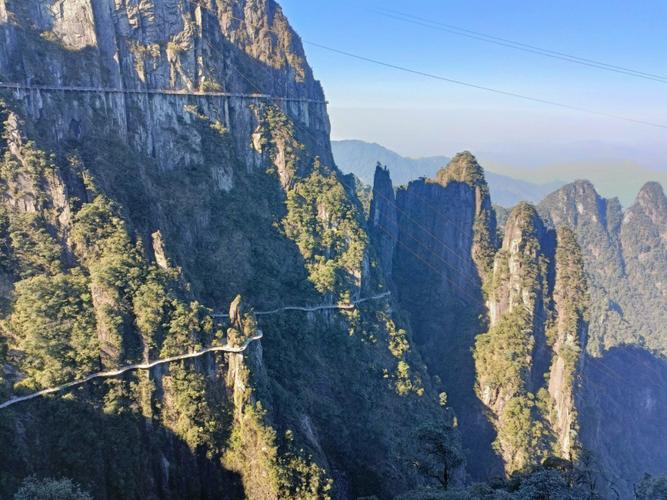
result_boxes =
[372,153,502,480]
[540,180,667,497]
[474,203,587,474]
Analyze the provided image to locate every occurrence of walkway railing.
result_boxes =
[0,292,391,409]
[0,82,328,104]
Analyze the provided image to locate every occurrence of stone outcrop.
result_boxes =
[540,180,667,496]
[0,0,331,175]
[540,180,667,356]
[372,152,502,479]
[0,2,459,498]
[475,203,587,474]
[368,163,397,279]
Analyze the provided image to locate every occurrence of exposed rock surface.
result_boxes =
[371,156,589,479]
[368,163,396,279]
[539,180,667,356]
[0,0,330,174]
[475,203,586,474]
[370,153,502,479]
[539,180,667,497]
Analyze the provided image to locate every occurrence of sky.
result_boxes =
[278,0,667,181]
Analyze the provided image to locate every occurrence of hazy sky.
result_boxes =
[279,0,667,171]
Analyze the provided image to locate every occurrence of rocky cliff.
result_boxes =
[474,204,587,474]
[0,1,461,498]
[539,180,667,356]
[370,155,590,481]
[539,180,667,498]
[369,153,502,479]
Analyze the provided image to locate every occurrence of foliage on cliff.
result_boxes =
[474,203,588,475]
[539,180,667,357]
[283,161,367,296]
[0,127,319,496]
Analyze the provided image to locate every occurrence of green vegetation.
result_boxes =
[7,213,62,279]
[474,309,534,398]
[414,424,465,490]
[0,132,238,494]
[14,477,92,500]
[8,270,97,390]
[1,14,465,500]
[259,105,368,298]
[474,309,552,473]
[474,204,588,475]
[283,160,367,296]
[223,354,332,500]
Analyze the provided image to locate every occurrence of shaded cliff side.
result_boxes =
[539,180,667,498]
[369,155,589,481]
[369,152,502,480]
[579,346,667,500]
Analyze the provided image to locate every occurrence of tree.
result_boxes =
[635,474,667,500]
[14,476,92,500]
[415,424,464,490]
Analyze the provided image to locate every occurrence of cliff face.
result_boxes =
[369,153,502,479]
[474,204,586,474]
[0,2,460,498]
[0,0,330,170]
[539,180,667,498]
[368,164,396,280]
[579,347,667,500]
[539,180,667,356]
[370,155,589,479]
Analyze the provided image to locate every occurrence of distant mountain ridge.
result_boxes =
[332,139,563,207]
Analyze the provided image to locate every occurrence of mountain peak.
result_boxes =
[632,181,667,222]
[560,179,599,198]
[434,151,488,190]
[636,181,666,204]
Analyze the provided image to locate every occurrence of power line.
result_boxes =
[302,41,667,130]
[227,13,667,130]
[374,8,667,85]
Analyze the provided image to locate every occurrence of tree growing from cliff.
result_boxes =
[414,424,465,490]
[635,474,667,500]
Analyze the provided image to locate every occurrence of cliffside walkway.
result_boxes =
[0,292,390,410]
[0,82,328,104]
[211,292,391,318]
[0,332,264,410]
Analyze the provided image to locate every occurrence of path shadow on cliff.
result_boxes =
[0,391,245,499]
[579,345,667,499]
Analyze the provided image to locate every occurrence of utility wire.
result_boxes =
[303,41,667,130]
[374,8,667,85]
[228,13,667,130]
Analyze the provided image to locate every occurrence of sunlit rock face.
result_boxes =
[0,0,331,174]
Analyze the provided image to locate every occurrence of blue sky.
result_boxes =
[279,0,667,174]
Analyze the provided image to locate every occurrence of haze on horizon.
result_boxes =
[280,0,667,195]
